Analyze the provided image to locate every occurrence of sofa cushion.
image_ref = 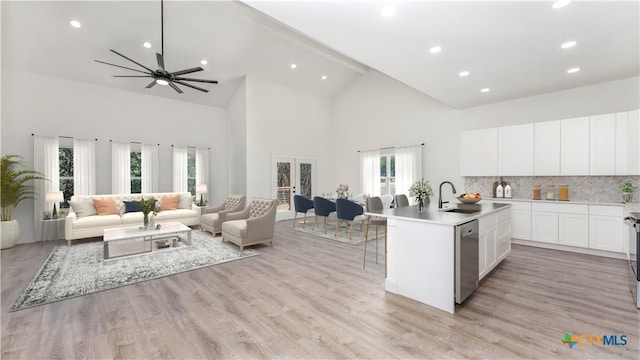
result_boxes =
[93,198,119,215]
[222,220,247,239]
[121,212,144,225]
[123,201,142,213]
[155,209,196,221]
[201,213,220,227]
[73,214,122,229]
[160,195,180,211]
[69,199,98,218]
[178,195,194,209]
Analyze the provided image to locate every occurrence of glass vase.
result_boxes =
[417,198,424,212]
[143,213,149,229]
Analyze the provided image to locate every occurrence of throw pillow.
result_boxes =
[178,194,194,209]
[123,201,142,213]
[160,195,180,211]
[93,198,119,216]
[69,199,98,218]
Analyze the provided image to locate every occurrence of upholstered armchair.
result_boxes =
[293,195,314,228]
[221,197,277,251]
[200,194,245,236]
[335,198,365,239]
[313,196,336,234]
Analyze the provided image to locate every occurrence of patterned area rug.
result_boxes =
[291,220,376,245]
[11,230,258,311]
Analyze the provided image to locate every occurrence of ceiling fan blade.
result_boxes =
[174,80,209,93]
[113,75,153,78]
[174,77,218,84]
[169,82,184,94]
[145,80,157,89]
[156,53,165,71]
[95,60,150,75]
[171,67,203,76]
[109,49,155,73]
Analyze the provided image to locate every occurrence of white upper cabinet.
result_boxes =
[534,121,561,176]
[616,109,640,175]
[589,113,616,175]
[560,117,590,175]
[498,124,534,176]
[460,128,498,176]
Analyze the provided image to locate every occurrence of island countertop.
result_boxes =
[366,201,511,226]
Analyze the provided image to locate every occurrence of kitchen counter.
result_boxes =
[487,197,630,207]
[366,201,512,314]
[367,201,510,226]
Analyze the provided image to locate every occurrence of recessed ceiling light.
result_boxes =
[481,88,491,93]
[156,79,169,86]
[321,75,328,80]
[552,0,572,9]
[200,59,208,65]
[561,41,577,49]
[143,42,152,48]
[69,20,81,28]
[290,64,297,69]
[381,5,397,18]
[429,46,442,54]
[567,67,581,74]
[459,70,470,77]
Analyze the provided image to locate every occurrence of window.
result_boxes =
[130,149,142,194]
[380,153,395,195]
[187,148,196,195]
[59,145,73,208]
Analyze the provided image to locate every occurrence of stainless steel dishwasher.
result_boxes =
[455,219,479,304]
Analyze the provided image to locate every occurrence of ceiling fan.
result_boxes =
[95,0,217,94]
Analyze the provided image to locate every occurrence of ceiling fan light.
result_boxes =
[156,79,169,86]
[69,20,81,28]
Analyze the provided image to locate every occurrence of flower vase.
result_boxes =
[143,213,149,229]
[417,198,424,212]
[623,192,633,203]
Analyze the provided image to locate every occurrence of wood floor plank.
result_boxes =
[2,221,639,359]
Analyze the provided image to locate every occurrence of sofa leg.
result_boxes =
[67,240,71,246]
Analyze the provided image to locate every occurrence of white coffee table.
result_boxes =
[103,221,192,260]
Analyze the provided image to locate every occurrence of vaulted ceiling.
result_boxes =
[2,1,638,109]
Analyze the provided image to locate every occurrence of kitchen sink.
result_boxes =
[441,208,480,214]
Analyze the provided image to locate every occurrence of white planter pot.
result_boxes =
[1,220,20,249]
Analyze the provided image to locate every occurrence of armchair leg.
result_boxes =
[363,233,368,269]
[294,212,298,228]
[303,213,307,228]
[375,225,379,264]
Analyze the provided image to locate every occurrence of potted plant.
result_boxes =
[409,178,433,212]
[133,196,157,229]
[620,180,637,203]
[1,155,47,249]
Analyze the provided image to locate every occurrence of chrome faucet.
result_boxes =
[438,181,457,208]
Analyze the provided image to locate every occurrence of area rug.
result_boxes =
[291,220,374,245]
[11,230,258,311]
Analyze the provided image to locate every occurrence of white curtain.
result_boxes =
[111,142,131,194]
[360,150,381,196]
[33,136,59,240]
[173,147,188,192]
[195,148,209,192]
[395,145,423,203]
[141,143,159,193]
[73,138,96,195]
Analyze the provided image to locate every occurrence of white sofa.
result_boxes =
[65,192,201,245]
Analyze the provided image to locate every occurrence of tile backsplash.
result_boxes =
[464,176,640,203]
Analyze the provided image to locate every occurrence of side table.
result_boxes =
[41,218,64,242]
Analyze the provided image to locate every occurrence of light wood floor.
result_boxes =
[1,221,639,359]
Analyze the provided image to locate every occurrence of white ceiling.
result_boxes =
[2,1,638,110]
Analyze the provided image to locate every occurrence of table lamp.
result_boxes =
[46,191,64,219]
[196,184,208,206]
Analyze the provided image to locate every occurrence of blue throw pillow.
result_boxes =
[124,201,142,213]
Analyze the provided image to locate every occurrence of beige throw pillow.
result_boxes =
[93,198,119,216]
[160,195,180,211]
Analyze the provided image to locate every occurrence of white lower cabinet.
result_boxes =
[558,213,589,247]
[589,205,626,253]
[532,211,558,244]
[494,200,530,240]
[478,208,511,280]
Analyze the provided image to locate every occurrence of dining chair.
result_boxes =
[313,196,336,234]
[335,198,365,239]
[395,194,410,208]
[380,194,394,209]
[293,195,314,228]
[364,196,387,270]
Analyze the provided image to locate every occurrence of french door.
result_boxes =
[272,156,317,220]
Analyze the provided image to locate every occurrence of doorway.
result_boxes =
[272,156,317,220]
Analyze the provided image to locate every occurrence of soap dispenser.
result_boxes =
[496,183,504,198]
[504,183,512,198]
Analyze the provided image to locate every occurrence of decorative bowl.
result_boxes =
[457,195,482,204]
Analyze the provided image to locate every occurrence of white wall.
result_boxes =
[227,78,247,197]
[1,68,228,243]
[332,71,640,201]
[245,74,334,202]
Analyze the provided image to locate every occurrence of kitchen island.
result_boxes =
[367,201,511,314]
